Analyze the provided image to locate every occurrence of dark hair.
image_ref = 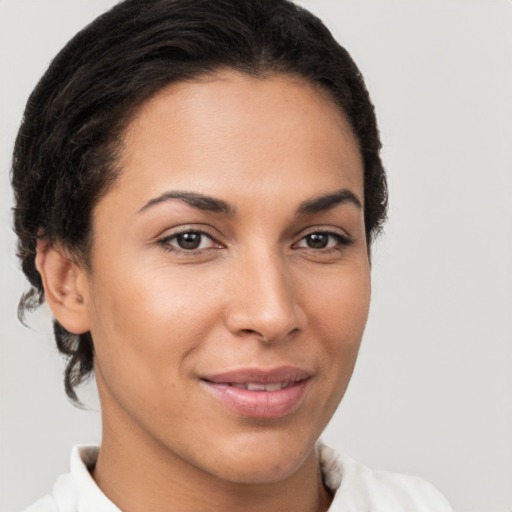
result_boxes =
[11,0,387,404]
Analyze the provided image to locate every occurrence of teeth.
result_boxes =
[247,383,267,391]
[233,382,291,391]
[264,382,283,391]
[225,380,299,391]
[225,381,298,391]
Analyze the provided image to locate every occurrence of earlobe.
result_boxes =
[35,240,90,334]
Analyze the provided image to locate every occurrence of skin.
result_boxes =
[37,70,370,512]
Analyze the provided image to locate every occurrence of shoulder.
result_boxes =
[318,443,453,512]
[20,445,117,512]
[21,473,74,512]
[22,495,57,512]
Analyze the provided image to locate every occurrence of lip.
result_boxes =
[200,366,311,419]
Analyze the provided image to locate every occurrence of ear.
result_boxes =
[35,240,90,334]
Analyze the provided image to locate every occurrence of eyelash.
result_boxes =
[158,229,221,253]
[294,230,353,252]
[157,228,353,254]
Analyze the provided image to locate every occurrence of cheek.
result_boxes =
[86,262,222,393]
[304,263,370,379]
[308,262,370,334]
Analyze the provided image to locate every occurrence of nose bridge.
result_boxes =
[225,245,302,342]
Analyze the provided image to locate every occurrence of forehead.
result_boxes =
[108,70,363,211]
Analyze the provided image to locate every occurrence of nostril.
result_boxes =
[237,326,301,344]
[239,328,266,339]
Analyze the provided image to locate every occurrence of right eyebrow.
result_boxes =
[137,191,236,216]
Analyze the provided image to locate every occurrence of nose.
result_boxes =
[224,251,306,344]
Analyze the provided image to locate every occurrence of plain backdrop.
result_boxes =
[1,1,511,511]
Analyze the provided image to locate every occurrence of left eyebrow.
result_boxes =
[296,188,363,216]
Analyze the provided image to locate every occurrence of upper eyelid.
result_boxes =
[160,230,214,242]
[157,224,221,241]
[294,225,352,241]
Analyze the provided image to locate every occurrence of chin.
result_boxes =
[216,457,305,485]
[205,430,317,485]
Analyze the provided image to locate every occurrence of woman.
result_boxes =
[11,0,452,510]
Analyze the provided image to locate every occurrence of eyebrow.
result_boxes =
[138,187,362,216]
[138,191,236,215]
[296,188,362,215]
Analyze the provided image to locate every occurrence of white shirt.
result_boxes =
[23,443,452,511]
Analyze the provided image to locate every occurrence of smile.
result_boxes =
[228,381,295,391]
[200,366,311,419]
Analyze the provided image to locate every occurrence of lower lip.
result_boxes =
[201,380,309,419]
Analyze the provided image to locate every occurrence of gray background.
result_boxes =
[1,1,511,511]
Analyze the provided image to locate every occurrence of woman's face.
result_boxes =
[83,70,370,484]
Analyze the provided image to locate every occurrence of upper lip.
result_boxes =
[202,366,312,385]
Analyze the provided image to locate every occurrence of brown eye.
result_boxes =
[175,232,202,250]
[295,231,353,251]
[305,233,329,248]
[160,230,220,252]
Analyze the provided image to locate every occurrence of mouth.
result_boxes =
[200,366,311,419]
[226,381,296,391]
